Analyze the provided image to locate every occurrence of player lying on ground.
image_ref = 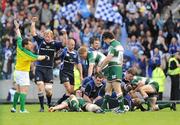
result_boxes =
[49,89,104,113]
[130,76,176,111]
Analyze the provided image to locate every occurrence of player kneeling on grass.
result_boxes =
[49,89,104,113]
[130,76,176,111]
[11,20,47,113]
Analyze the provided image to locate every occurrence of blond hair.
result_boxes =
[44,29,54,38]
[78,46,88,55]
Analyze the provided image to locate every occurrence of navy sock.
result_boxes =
[38,92,44,109]
[46,95,52,107]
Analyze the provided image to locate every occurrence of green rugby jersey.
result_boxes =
[108,40,124,66]
[87,51,106,66]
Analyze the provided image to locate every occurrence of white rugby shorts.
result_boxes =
[14,70,30,86]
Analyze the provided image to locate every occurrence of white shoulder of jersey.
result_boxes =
[115,45,124,52]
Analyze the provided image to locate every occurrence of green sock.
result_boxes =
[13,92,20,109]
[101,95,110,110]
[144,98,151,110]
[117,96,124,111]
[20,93,27,111]
[158,103,170,110]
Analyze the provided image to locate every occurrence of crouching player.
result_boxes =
[130,76,176,111]
[11,20,47,113]
[122,68,147,111]
[49,89,104,113]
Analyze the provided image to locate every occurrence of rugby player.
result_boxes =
[31,17,63,112]
[97,31,125,114]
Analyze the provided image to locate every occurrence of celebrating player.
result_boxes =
[11,20,47,113]
[31,17,63,112]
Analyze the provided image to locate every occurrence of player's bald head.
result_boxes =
[67,38,75,51]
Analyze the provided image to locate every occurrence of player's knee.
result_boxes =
[86,104,100,112]
[133,98,141,105]
[151,105,159,111]
[45,84,53,95]
[116,92,123,97]
[37,82,45,91]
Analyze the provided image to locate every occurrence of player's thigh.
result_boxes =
[36,81,45,91]
[132,97,142,106]
[149,97,157,110]
[35,67,44,83]
[85,103,100,112]
[45,83,53,94]
[140,85,155,93]
[105,81,113,93]
[44,68,53,83]
[20,85,29,94]
[129,91,138,98]
[60,72,70,84]
[68,73,75,86]
[112,81,122,94]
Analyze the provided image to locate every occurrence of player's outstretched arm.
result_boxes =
[37,55,50,61]
[31,17,37,36]
[14,20,21,37]
[48,102,69,112]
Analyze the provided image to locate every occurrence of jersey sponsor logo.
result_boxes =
[36,77,40,80]
[66,53,70,57]
[73,54,77,58]
[66,77,69,81]
[40,48,55,51]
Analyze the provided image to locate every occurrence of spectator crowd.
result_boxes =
[0,0,179,99]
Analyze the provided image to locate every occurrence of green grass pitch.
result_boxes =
[0,104,180,125]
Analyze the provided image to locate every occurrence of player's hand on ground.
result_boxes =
[48,107,55,112]
[14,20,19,29]
[31,17,38,22]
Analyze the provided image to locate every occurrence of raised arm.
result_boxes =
[14,20,21,37]
[31,17,37,36]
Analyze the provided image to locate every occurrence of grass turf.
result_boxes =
[0,104,180,125]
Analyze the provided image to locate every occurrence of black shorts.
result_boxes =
[59,70,74,85]
[35,66,53,83]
